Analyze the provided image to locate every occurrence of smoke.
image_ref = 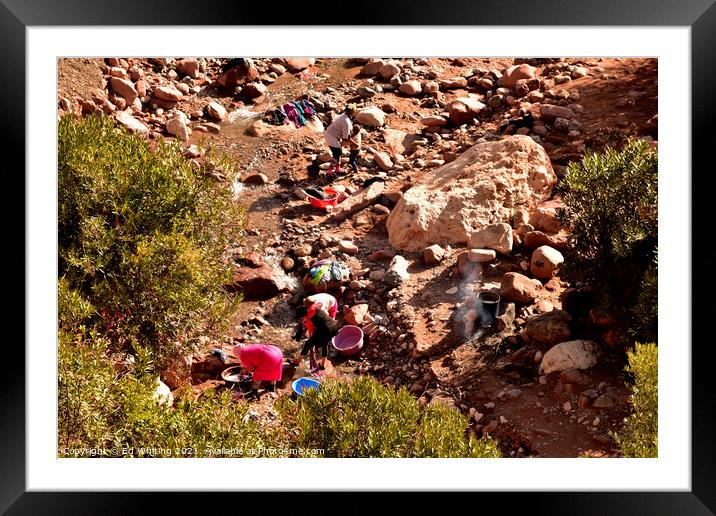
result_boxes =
[453,261,483,340]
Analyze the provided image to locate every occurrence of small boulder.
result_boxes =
[166,117,191,141]
[379,61,401,79]
[228,265,286,299]
[285,58,316,72]
[344,304,370,325]
[525,309,572,344]
[114,111,149,135]
[539,340,600,374]
[153,85,183,102]
[109,77,138,104]
[355,106,387,128]
[530,245,564,279]
[499,64,537,88]
[399,80,422,96]
[467,249,497,263]
[499,272,542,303]
[373,151,393,171]
[384,255,410,286]
[447,97,486,124]
[242,82,268,99]
[242,172,269,185]
[206,101,228,121]
[175,58,200,78]
[338,240,359,254]
[423,244,445,265]
[539,104,576,123]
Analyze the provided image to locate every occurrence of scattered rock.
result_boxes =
[109,77,138,103]
[593,396,615,409]
[525,309,572,344]
[384,255,410,286]
[338,240,359,254]
[344,304,370,325]
[206,101,228,121]
[166,116,191,141]
[539,104,576,122]
[242,172,269,185]
[280,257,295,271]
[423,244,445,264]
[228,265,286,299]
[539,340,600,374]
[355,106,387,127]
[399,80,422,95]
[329,180,385,222]
[524,230,568,250]
[499,272,542,303]
[153,85,183,102]
[447,97,486,124]
[285,58,316,72]
[114,111,150,135]
[175,58,200,78]
[499,64,537,88]
[530,245,564,279]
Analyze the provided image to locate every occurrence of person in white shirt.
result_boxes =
[323,104,357,176]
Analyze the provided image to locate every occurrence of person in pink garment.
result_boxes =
[231,343,283,391]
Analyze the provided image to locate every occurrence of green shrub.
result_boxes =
[58,114,245,362]
[277,376,500,458]
[556,139,657,340]
[612,342,658,457]
[58,331,283,457]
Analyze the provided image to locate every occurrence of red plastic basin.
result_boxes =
[308,187,345,210]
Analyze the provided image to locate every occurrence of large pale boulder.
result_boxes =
[355,106,386,127]
[539,340,600,374]
[379,61,401,79]
[362,59,385,75]
[383,128,422,155]
[176,58,200,78]
[386,136,556,251]
[399,80,422,95]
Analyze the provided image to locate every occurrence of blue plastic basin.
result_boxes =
[292,377,321,396]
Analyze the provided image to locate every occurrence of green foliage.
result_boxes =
[277,376,500,458]
[58,331,281,457]
[612,343,658,457]
[556,139,657,340]
[58,114,245,361]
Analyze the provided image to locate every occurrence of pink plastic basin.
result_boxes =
[332,325,364,356]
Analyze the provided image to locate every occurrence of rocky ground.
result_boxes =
[58,56,658,457]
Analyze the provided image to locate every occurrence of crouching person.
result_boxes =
[291,301,339,370]
[231,343,283,392]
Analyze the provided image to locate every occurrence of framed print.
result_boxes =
[6,0,714,513]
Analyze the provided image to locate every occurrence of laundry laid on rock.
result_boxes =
[264,96,318,127]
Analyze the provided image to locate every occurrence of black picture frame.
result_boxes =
[6,0,714,513]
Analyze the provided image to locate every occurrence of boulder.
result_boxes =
[440,77,468,89]
[539,340,600,374]
[206,101,228,121]
[499,64,537,88]
[109,77,138,104]
[329,180,385,221]
[423,244,445,264]
[344,304,370,326]
[399,80,422,95]
[386,136,555,251]
[242,172,269,185]
[175,58,200,78]
[539,104,576,122]
[467,223,513,255]
[384,255,410,286]
[242,82,268,99]
[379,61,401,79]
[524,230,568,250]
[499,272,542,303]
[355,106,386,128]
[153,85,183,102]
[530,245,564,279]
[114,111,150,135]
[216,59,258,89]
[383,128,422,155]
[228,265,286,299]
[421,115,448,127]
[525,309,572,344]
[373,151,393,171]
[530,205,563,233]
[166,117,191,141]
[285,58,316,72]
[467,248,497,263]
[447,97,486,124]
[362,59,385,76]
[338,240,359,254]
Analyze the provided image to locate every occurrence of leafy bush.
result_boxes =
[556,139,657,340]
[612,342,658,457]
[277,376,500,458]
[58,114,245,362]
[58,331,283,457]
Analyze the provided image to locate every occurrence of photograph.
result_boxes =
[56,55,658,460]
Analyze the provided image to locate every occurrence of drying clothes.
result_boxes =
[292,101,308,126]
[265,106,287,126]
[300,98,317,116]
[283,103,303,128]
